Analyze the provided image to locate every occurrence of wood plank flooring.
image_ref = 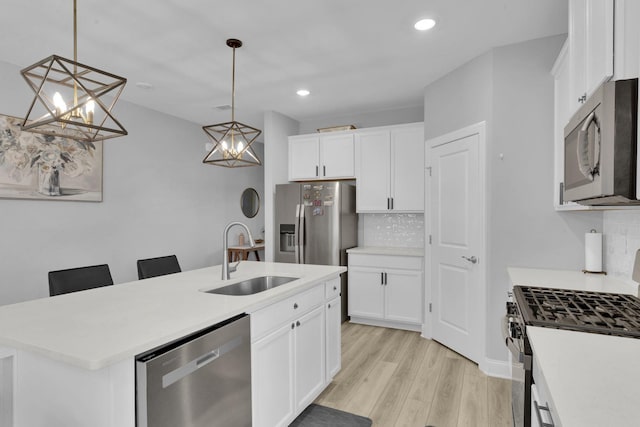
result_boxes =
[315,323,512,427]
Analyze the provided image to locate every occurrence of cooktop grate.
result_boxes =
[513,286,640,338]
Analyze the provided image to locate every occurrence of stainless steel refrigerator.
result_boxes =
[274,181,357,321]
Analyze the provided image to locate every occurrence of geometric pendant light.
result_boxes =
[203,39,262,167]
[20,0,127,143]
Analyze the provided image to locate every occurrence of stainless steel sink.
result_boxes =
[205,276,299,296]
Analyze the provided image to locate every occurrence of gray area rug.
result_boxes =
[289,404,372,427]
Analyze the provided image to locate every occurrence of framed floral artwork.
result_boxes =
[0,114,102,201]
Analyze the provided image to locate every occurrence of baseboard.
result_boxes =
[349,317,422,332]
[480,357,511,379]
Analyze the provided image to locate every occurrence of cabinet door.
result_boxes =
[385,269,423,324]
[584,0,613,97]
[569,0,587,109]
[569,0,614,110]
[320,134,355,178]
[289,136,320,180]
[391,126,425,212]
[355,130,391,212]
[325,295,341,383]
[252,322,295,427]
[294,305,325,412]
[348,267,385,319]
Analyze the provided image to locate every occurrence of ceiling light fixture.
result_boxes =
[414,18,437,31]
[297,89,310,97]
[203,39,262,168]
[20,0,127,142]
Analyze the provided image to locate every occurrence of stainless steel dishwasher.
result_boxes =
[136,313,251,427]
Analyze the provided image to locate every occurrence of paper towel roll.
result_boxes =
[585,230,603,272]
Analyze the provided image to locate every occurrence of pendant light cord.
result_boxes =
[73,0,78,105]
[231,45,236,122]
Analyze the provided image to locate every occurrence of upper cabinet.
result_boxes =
[355,123,425,213]
[288,133,355,181]
[568,0,614,115]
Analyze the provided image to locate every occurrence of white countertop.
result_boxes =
[528,327,640,427]
[0,261,345,370]
[508,267,640,427]
[347,246,424,257]
[508,267,638,295]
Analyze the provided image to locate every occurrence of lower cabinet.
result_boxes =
[252,321,295,427]
[294,306,325,412]
[251,279,339,427]
[348,253,423,331]
[325,295,341,382]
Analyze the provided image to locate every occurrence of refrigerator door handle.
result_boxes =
[294,204,301,263]
[299,204,306,263]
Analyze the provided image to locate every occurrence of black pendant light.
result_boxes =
[203,39,262,167]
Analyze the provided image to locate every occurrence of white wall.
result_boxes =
[0,60,264,305]
[424,36,603,363]
[263,111,299,261]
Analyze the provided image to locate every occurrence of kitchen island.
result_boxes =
[0,261,345,427]
[508,268,640,427]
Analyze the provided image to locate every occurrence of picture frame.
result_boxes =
[0,114,103,202]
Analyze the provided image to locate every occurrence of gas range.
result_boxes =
[504,285,640,427]
[512,285,640,338]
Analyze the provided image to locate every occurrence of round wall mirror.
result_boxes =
[241,188,260,218]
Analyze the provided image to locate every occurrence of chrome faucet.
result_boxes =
[222,221,256,280]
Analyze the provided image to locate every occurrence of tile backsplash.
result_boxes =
[361,213,424,248]
[603,211,640,280]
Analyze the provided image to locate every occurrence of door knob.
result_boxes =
[461,256,478,264]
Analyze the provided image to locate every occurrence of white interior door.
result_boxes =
[430,130,483,364]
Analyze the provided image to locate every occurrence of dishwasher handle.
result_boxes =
[161,336,243,388]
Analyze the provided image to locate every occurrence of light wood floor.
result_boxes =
[315,322,512,427]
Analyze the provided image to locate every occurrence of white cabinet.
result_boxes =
[251,278,340,427]
[294,305,325,413]
[252,322,295,427]
[325,295,341,382]
[613,0,640,81]
[288,133,355,181]
[348,253,423,331]
[568,0,613,114]
[355,123,424,213]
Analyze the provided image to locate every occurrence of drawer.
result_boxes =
[325,277,341,300]
[348,254,422,271]
[251,284,324,340]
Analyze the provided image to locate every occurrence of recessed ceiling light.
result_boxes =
[414,18,436,31]
[297,89,310,97]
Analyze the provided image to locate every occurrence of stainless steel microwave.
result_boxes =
[563,78,638,205]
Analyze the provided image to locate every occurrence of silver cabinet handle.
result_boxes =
[296,320,301,327]
[315,165,319,176]
[293,303,298,309]
[461,256,478,264]
[380,272,384,285]
[323,165,326,176]
[291,323,295,329]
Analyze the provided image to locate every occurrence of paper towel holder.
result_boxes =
[582,229,607,275]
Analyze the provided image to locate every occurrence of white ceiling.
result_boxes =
[1,0,567,130]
